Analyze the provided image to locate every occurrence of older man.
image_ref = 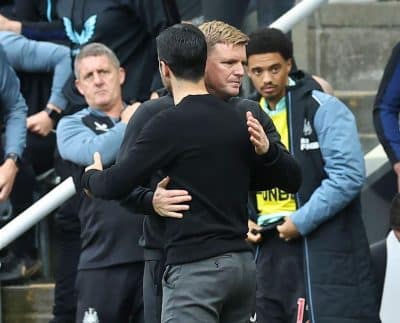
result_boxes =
[56,43,143,323]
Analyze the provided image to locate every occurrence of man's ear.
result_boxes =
[119,67,126,85]
[287,58,293,74]
[160,60,170,79]
[75,79,85,96]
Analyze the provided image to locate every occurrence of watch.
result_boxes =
[45,106,62,124]
[5,152,21,167]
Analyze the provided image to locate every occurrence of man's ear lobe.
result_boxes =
[75,79,85,96]
[287,58,293,72]
[160,61,170,78]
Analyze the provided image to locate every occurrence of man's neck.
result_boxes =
[96,100,124,119]
[172,78,208,105]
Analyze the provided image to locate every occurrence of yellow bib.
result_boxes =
[256,97,296,216]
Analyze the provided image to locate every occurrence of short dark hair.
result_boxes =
[156,23,207,82]
[390,193,400,229]
[247,28,293,60]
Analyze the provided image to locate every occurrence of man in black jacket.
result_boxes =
[82,23,301,323]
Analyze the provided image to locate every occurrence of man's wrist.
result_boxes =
[4,153,20,169]
[45,105,62,124]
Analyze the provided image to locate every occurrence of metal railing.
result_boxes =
[0,177,76,251]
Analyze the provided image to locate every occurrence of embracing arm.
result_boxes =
[82,110,177,199]
[117,96,174,213]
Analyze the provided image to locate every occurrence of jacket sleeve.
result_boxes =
[373,42,400,165]
[56,111,126,166]
[0,32,71,110]
[15,0,67,42]
[291,92,365,236]
[117,103,161,214]
[0,46,27,157]
[82,110,177,199]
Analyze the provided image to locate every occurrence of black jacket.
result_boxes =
[118,95,301,257]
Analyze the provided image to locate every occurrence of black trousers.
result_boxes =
[50,208,81,323]
[76,262,144,323]
[143,259,163,323]
[256,230,307,323]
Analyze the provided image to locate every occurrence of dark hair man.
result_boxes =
[246,27,380,323]
[81,23,299,323]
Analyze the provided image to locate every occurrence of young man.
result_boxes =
[246,27,380,323]
[82,23,299,323]
[56,43,144,323]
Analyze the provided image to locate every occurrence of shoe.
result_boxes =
[21,255,42,278]
[0,252,42,282]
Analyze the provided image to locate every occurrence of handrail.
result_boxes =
[364,144,388,177]
[0,177,76,250]
[270,0,328,33]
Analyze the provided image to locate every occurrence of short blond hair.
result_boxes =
[199,20,249,49]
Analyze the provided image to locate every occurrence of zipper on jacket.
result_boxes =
[287,91,316,323]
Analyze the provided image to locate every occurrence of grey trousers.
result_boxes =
[161,251,256,323]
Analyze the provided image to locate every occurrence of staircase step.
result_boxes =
[1,283,54,323]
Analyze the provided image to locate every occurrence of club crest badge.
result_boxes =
[83,307,99,323]
[303,119,312,136]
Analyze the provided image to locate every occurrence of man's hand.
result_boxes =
[393,162,400,192]
[121,102,141,123]
[247,111,269,155]
[85,152,103,172]
[276,216,300,241]
[150,91,160,100]
[152,176,192,219]
[27,111,54,136]
[0,159,18,202]
[246,219,263,244]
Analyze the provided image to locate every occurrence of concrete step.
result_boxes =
[1,283,54,323]
[335,90,379,153]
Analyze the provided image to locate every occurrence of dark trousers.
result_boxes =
[256,231,307,323]
[50,210,81,323]
[143,259,163,323]
[76,262,144,323]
